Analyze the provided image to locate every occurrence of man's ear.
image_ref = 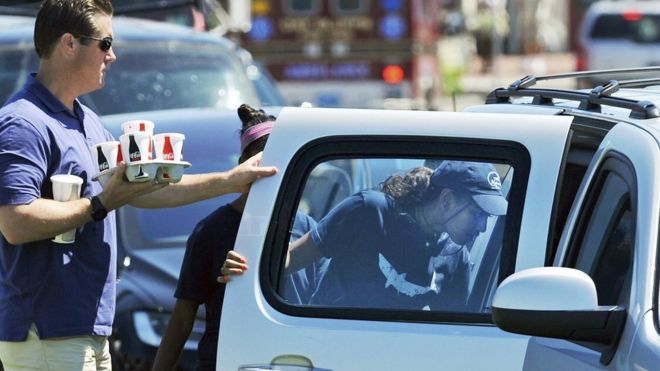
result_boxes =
[437,188,454,209]
[60,33,77,54]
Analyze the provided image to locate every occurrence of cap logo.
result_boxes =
[487,171,502,190]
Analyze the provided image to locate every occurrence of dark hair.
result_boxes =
[380,167,436,211]
[34,0,113,58]
[380,166,474,212]
[237,104,276,163]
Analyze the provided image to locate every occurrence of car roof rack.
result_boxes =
[486,67,660,120]
[506,66,660,90]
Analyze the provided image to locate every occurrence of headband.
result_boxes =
[240,120,275,153]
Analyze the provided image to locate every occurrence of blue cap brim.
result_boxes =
[472,194,508,216]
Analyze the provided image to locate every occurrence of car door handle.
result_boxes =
[238,354,332,371]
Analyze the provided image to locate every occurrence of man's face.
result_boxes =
[72,13,116,94]
[442,195,490,246]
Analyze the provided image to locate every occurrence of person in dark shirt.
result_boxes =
[286,161,508,310]
[152,105,327,370]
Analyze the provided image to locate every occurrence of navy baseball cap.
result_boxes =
[430,161,508,216]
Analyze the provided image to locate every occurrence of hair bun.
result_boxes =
[237,104,276,127]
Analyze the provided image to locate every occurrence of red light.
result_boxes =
[622,11,642,21]
[382,65,404,84]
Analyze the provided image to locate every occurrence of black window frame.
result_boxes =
[564,153,636,308]
[259,135,531,324]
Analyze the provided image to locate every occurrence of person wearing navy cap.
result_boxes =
[280,160,508,310]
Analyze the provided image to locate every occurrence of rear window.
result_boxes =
[589,14,660,43]
[85,41,259,115]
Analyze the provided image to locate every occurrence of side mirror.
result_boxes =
[491,267,626,364]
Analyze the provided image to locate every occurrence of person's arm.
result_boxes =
[0,163,166,245]
[151,299,200,371]
[131,152,277,209]
[285,232,323,273]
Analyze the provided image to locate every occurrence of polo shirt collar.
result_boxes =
[25,73,83,118]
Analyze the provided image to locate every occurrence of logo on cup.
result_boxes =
[128,134,141,162]
[96,146,110,171]
[162,136,175,161]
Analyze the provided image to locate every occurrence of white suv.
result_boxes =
[577,0,660,84]
[214,73,660,370]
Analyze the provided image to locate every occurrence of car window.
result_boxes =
[246,63,288,106]
[589,14,660,43]
[0,46,37,105]
[280,157,512,314]
[567,159,635,306]
[264,137,530,322]
[85,41,259,115]
[112,0,196,28]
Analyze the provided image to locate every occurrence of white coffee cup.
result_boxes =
[92,141,120,173]
[51,174,83,244]
[119,132,153,164]
[153,133,185,161]
[121,120,155,136]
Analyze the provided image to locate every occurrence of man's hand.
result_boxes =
[97,162,169,211]
[225,152,277,194]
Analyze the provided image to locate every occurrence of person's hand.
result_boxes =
[226,152,277,194]
[217,250,248,284]
[97,162,169,210]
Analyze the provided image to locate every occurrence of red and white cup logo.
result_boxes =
[154,133,185,162]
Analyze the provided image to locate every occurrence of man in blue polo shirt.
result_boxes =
[0,1,276,369]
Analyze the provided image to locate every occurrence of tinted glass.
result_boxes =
[572,172,633,306]
[111,0,196,27]
[86,41,260,115]
[246,63,288,106]
[279,157,512,313]
[590,14,660,43]
[0,46,38,105]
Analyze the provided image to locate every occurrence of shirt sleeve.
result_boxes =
[310,193,375,259]
[0,116,49,206]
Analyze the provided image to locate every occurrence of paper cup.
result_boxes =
[120,132,153,163]
[92,141,120,173]
[51,174,83,244]
[121,120,154,136]
[153,133,185,161]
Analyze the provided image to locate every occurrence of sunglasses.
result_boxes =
[80,36,113,52]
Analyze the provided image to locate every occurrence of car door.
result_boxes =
[218,107,574,371]
[520,122,660,370]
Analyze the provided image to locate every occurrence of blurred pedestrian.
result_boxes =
[0,2,276,370]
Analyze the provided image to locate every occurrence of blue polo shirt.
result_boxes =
[0,74,116,340]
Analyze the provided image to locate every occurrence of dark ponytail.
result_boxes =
[380,167,435,211]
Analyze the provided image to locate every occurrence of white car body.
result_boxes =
[216,86,660,370]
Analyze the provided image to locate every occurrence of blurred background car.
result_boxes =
[576,0,660,85]
[0,14,287,110]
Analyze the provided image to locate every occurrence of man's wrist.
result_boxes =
[87,195,108,221]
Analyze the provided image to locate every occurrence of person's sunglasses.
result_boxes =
[80,36,113,52]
